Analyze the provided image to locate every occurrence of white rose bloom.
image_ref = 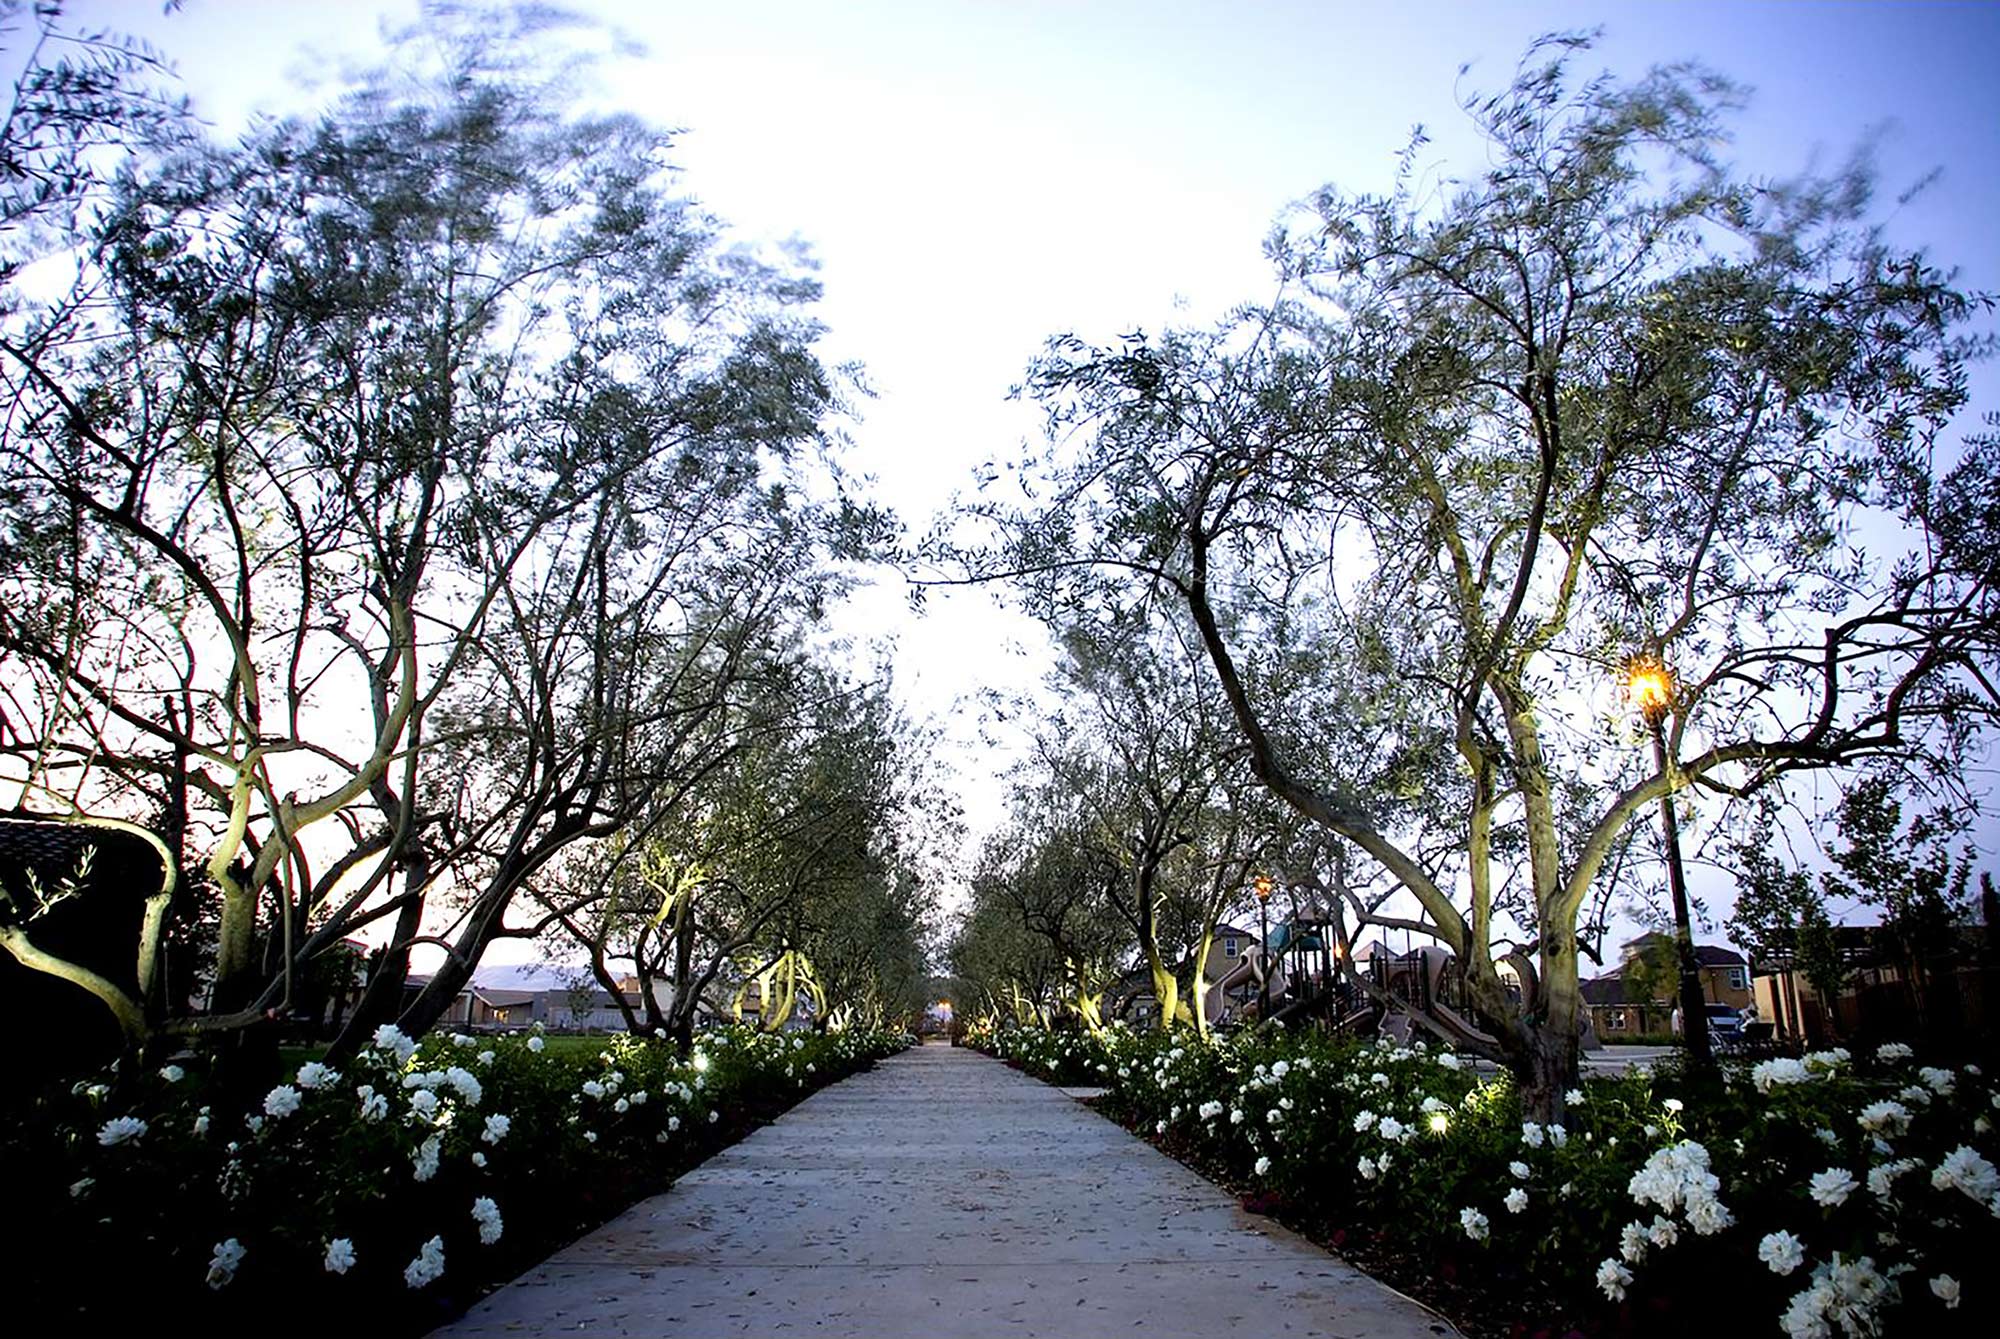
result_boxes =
[1758,1230,1806,1275]
[206,1238,246,1290]
[97,1115,148,1147]
[403,1236,446,1289]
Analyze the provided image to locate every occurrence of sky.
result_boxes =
[66,0,2000,957]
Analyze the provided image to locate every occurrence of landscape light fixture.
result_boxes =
[1622,654,1712,1073]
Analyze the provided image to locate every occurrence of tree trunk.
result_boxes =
[326,890,423,1063]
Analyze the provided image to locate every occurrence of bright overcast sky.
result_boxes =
[80,0,2000,943]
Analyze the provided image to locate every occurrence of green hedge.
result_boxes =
[4,1024,910,1335]
[973,1021,1994,1337]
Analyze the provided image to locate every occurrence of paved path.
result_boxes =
[433,1043,1459,1338]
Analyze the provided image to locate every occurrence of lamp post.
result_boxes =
[1625,657,1713,1074]
[1255,872,1273,1020]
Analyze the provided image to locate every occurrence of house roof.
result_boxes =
[471,989,538,1006]
[1580,974,1636,1006]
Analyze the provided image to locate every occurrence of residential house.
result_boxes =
[1581,936,1751,1038]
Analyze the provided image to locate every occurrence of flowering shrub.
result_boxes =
[979,1025,1996,1336]
[3,1024,908,1335]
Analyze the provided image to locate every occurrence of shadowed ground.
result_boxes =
[431,1042,1460,1338]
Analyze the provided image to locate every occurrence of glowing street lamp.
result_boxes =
[1623,655,1713,1073]
[1255,873,1273,1021]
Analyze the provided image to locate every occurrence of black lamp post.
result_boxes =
[1626,656,1713,1074]
[1255,872,1273,1020]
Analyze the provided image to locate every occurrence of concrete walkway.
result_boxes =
[433,1043,1460,1338]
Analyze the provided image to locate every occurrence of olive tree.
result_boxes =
[0,7,870,1056]
[950,38,1996,1115]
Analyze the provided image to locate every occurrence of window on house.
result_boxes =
[1224,937,1239,958]
[1607,1009,1627,1031]
[1728,967,1748,990]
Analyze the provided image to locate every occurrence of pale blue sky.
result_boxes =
[76,0,2000,945]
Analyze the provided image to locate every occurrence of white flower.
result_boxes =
[1378,1116,1407,1142]
[527,1035,545,1053]
[471,1151,487,1167]
[1930,1274,1961,1309]
[444,1067,483,1106]
[1565,1087,1586,1106]
[372,1024,417,1065]
[583,1130,599,1143]
[245,1115,265,1134]
[1932,1146,2000,1203]
[1662,1098,1683,1113]
[324,1238,356,1275]
[159,1064,186,1083]
[1919,1066,1956,1095]
[193,1112,210,1136]
[295,1062,336,1090]
[1270,1060,1290,1079]
[1459,1207,1489,1242]
[1509,1160,1531,1180]
[471,1196,504,1245]
[1752,1057,1810,1093]
[97,1115,148,1147]
[1857,1101,1910,1135]
[357,1087,388,1122]
[1686,1197,1734,1235]
[1549,1123,1567,1148]
[1596,1258,1632,1301]
[407,1089,440,1120]
[708,1110,719,1124]
[1156,1120,1167,1135]
[1353,1110,1377,1132]
[1759,1230,1806,1275]
[1623,1139,1733,1235]
[206,1237,246,1290]
[1521,1121,1545,1148]
[478,1050,496,1066]
[1898,1083,1932,1106]
[668,1115,681,1132]
[482,1113,511,1144]
[1357,1156,1378,1180]
[1875,1042,1913,1063]
[412,1134,441,1183]
[1437,1053,1461,1071]
[403,1235,445,1289]
[263,1085,302,1119]
[1647,1215,1680,1247]
[1808,1167,1857,1208]
[1504,1188,1528,1214]
[1255,1156,1272,1177]
[1620,1220,1649,1263]
[614,1098,630,1114]
[1230,1108,1244,1125]
[581,1079,606,1100]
